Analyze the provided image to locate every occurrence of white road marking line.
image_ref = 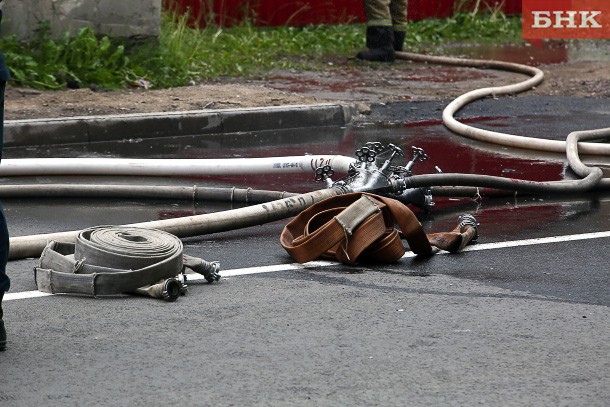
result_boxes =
[5,231,610,302]
[462,231,610,251]
[219,260,336,277]
[5,290,53,301]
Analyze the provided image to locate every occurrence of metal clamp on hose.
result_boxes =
[33,226,220,300]
[458,214,479,241]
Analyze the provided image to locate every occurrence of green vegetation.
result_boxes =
[0,9,521,90]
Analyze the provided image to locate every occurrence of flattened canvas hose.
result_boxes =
[34,226,186,297]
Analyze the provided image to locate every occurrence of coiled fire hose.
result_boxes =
[34,226,220,301]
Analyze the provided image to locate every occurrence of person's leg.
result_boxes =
[390,0,408,51]
[0,204,8,351]
[0,79,8,351]
[357,0,395,62]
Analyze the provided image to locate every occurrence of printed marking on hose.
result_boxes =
[5,230,610,302]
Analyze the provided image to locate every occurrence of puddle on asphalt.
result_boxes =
[3,119,570,189]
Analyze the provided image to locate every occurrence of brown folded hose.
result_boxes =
[280,193,478,266]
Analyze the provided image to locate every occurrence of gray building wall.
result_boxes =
[2,0,162,40]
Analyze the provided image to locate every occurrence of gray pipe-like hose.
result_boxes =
[403,126,610,194]
[404,167,602,193]
[430,186,512,198]
[8,186,348,260]
[404,125,610,194]
[0,184,297,203]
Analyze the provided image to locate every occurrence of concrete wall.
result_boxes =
[2,0,162,41]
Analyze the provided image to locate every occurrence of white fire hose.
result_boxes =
[396,51,610,156]
[0,155,355,177]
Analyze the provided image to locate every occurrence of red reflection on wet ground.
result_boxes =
[268,65,494,93]
[443,42,569,66]
[397,66,492,83]
[263,42,568,97]
[174,120,564,194]
[403,116,512,129]
[404,132,564,181]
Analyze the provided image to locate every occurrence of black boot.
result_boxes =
[394,30,406,51]
[0,292,5,351]
[356,26,395,62]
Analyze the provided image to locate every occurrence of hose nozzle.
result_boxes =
[183,254,221,283]
[131,278,183,302]
[427,214,480,253]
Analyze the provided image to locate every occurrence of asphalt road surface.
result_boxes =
[1,96,609,406]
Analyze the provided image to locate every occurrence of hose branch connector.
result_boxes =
[314,142,435,209]
[403,146,429,176]
[314,165,335,188]
[131,277,185,302]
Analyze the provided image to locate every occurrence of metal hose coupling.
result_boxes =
[183,254,221,283]
[458,214,479,241]
[131,277,184,302]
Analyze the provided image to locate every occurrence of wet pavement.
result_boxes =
[1,92,610,405]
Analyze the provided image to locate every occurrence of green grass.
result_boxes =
[0,9,522,90]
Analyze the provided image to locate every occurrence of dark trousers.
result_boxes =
[363,0,408,31]
[0,80,8,294]
[0,204,8,293]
